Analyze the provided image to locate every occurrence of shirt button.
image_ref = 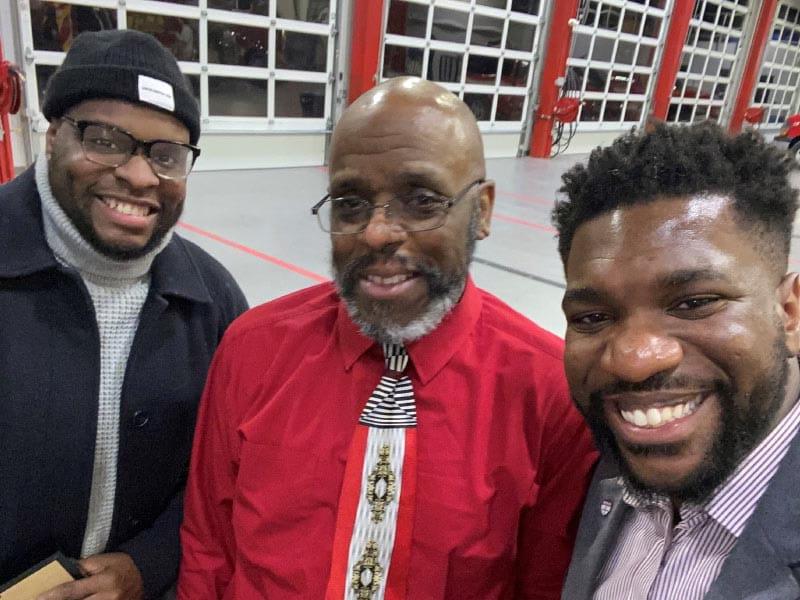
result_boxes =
[131,410,150,428]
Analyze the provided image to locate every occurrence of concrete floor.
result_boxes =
[180,154,800,337]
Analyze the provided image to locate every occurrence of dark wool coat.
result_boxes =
[0,167,248,597]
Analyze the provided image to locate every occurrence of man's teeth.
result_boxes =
[366,274,412,285]
[103,198,150,217]
[620,399,699,428]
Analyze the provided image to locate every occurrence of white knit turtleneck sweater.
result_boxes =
[36,154,174,557]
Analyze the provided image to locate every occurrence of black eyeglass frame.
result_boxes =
[61,115,201,180]
[310,178,486,235]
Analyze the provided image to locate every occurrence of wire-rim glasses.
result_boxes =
[311,179,485,235]
[61,116,201,180]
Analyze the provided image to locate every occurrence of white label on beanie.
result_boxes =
[138,75,175,112]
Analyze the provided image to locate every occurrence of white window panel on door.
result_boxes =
[753,1,800,126]
[567,0,669,131]
[122,1,203,63]
[206,9,269,26]
[380,0,543,134]
[203,1,335,131]
[667,0,750,124]
[18,0,336,135]
[21,0,124,124]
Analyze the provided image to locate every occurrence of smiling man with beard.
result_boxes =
[0,30,247,600]
[555,122,800,600]
[178,77,597,600]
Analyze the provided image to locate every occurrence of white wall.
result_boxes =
[482,132,524,158]
[193,132,326,170]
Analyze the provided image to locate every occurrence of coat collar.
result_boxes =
[0,167,59,277]
[0,166,211,304]
[336,276,482,384]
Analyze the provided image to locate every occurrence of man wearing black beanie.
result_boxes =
[0,29,247,599]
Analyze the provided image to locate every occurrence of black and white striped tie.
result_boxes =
[359,343,417,428]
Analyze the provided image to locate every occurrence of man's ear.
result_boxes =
[476,180,495,240]
[777,272,800,355]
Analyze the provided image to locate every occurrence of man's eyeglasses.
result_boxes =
[311,179,485,235]
[61,116,201,180]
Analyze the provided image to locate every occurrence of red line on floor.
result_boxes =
[177,221,329,283]
[493,213,558,234]
[496,188,555,208]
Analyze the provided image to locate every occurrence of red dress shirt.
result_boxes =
[178,278,598,599]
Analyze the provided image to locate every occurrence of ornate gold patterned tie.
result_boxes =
[325,343,418,600]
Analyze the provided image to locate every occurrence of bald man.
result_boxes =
[177,78,597,600]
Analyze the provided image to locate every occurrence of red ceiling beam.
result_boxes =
[529,0,580,158]
[650,0,694,120]
[729,0,779,133]
[348,0,386,104]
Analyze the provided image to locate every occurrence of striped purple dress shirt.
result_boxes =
[595,398,800,600]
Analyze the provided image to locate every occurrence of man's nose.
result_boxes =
[361,202,407,250]
[114,152,160,189]
[600,320,683,383]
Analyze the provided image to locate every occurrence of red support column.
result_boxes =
[348,0,386,104]
[0,111,10,183]
[0,39,14,184]
[650,0,694,120]
[729,0,779,133]
[529,0,579,158]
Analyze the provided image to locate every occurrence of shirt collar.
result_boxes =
[620,483,708,527]
[620,481,666,511]
[0,165,212,304]
[336,276,483,384]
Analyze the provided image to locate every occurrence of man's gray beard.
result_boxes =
[334,207,479,345]
[341,282,463,345]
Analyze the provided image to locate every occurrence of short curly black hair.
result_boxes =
[552,121,798,269]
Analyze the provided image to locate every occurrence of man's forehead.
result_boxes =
[329,163,451,190]
[565,193,764,283]
[330,117,474,185]
[334,101,460,145]
[573,194,735,247]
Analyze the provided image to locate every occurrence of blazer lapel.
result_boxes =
[705,434,800,599]
[562,461,630,600]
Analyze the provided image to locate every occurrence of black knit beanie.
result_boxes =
[42,29,200,144]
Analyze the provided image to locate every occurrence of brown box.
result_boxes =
[0,553,82,600]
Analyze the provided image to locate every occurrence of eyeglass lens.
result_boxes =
[319,194,450,234]
[80,123,194,179]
